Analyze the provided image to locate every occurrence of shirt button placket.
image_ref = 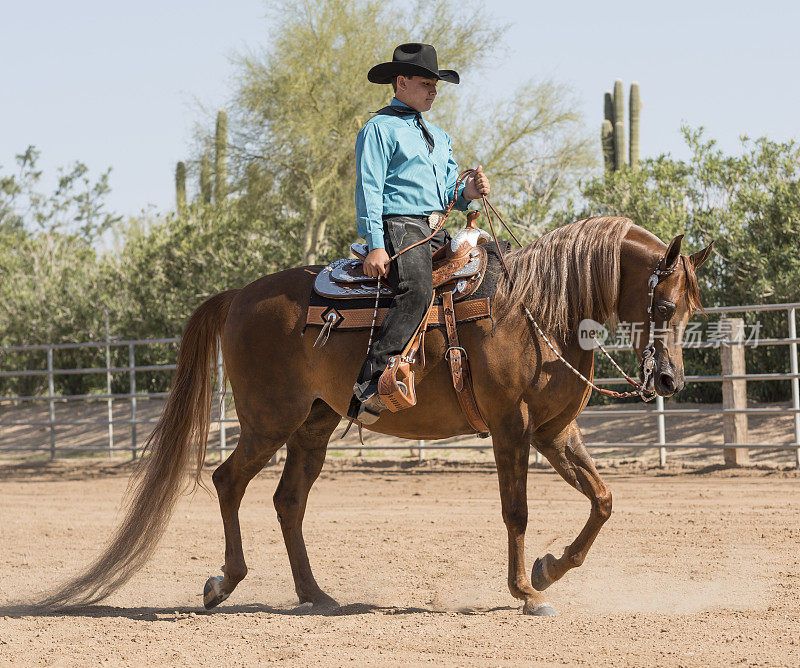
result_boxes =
[432,163,445,202]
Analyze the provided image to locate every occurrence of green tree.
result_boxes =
[0,148,118,395]
[0,146,119,241]
[457,80,594,240]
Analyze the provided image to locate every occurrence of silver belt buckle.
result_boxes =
[427,211,445,229]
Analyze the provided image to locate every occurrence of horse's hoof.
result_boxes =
[531,553,556,591]
[312,597,341,612]
[311,594,340,611]
[523,601,558,616]
[203,575,230,610]
[298,592,339,611]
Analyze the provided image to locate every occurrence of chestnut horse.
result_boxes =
[42,216,713,616]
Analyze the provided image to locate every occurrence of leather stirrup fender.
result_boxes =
[442,290,490,435]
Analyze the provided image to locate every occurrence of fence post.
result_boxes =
[788,307,800,468]
[129,343,137,460]
[720,317,749,466]
[47,347,56,459]
[217,346,227,462]
[104,311,114,455]
[656,395,667,467]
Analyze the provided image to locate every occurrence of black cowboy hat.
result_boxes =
[367,43,460,85]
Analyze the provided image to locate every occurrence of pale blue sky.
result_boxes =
[2,0,798,217]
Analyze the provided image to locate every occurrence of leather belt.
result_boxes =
[382,212,446,230]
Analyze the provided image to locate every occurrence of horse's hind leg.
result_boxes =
[203,427,288,609]
[530,420,612,591]
[273,399,341,608]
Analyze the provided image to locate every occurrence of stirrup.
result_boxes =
[357,392,389,425]
[377,356,416,412]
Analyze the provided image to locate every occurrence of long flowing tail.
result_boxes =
[38,289,239,608]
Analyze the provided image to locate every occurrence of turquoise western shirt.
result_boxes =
[355,97,471,251]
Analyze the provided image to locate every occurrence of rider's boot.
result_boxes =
[348,380,386,425]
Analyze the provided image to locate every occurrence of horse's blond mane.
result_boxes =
[495,216,635,341]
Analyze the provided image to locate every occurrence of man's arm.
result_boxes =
[355,123,391,251]
[355,123,393,278]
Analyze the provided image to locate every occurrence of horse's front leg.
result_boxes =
[492,422,557,616]
[530,420,612,591]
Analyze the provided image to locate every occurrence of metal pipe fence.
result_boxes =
[1,302,798,466]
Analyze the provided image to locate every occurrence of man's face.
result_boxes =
[396,75,438,112]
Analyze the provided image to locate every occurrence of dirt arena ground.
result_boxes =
[0,458,798,666]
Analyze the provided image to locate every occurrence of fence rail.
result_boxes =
[1,302,798,466]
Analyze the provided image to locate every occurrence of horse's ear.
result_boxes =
[689,241,714,270]
[663,234,684,269]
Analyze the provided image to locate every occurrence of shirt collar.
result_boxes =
[390,97,418,113]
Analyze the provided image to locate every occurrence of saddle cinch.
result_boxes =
[307,211,493,436]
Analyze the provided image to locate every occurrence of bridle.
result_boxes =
[637,254,682,397]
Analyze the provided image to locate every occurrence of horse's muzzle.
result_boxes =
[654,364,684,397]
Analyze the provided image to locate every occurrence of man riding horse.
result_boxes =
[38,43,715,618]
[348,43,492,425]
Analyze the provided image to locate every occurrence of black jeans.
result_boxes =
[353,215,451,397]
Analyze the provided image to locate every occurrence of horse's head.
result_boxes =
[618,228,714,397]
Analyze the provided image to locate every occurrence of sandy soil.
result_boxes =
[1,459,798,666]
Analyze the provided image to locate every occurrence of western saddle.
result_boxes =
[307,211,493,436]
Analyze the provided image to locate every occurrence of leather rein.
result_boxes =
[440,169,680,403]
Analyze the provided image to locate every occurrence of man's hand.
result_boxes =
[363,248,391,278]
[463,165,491,200]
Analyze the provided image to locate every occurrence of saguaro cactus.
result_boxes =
[175,161,187,212]
[604,92,614,128]
[629,82,641,168]
[601,120,615,171]
[612,79,626,171]
[601,80,641,172]
[200,152,212,204]
[214,110,228,202]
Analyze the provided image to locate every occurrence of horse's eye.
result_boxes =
[656,301,675,319]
